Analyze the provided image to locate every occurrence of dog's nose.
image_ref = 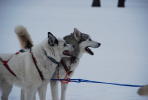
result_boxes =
[97,43,101,47]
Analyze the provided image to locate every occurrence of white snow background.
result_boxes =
[0,0,148,100]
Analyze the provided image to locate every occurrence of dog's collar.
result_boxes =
[42,49,60,65]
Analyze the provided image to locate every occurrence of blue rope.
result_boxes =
[51,78,144,87]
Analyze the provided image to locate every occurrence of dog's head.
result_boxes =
[64,28,101,56]
[47,32,73,58]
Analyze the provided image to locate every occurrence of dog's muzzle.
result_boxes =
[85,42,101,55]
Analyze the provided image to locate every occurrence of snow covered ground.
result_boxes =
[0,0,148,100]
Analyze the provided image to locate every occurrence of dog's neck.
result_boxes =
[46,46,61,62]
[43,40,61,61]
[31,40,61,65]
[73,44,80,57]
[74,43,86,59]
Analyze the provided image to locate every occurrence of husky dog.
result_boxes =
[50,28,101,100]
[138,85,148,96]
[0,26,73,100]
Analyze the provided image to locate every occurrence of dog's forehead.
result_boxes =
[64,34,76,43]
[63,34,72,39]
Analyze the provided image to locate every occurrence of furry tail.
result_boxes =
[15,25,33,49]
[138,85,148,96]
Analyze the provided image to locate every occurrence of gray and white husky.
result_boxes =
[0,26,73,100]
[50,28,101,100]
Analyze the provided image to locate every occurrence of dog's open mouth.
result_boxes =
[85,47,94,55]
[85,43,101,55]
[63,50,72,57]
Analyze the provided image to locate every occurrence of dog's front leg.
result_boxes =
[61,83,68,100]
[21,89,36,100]
[21,89,25,100]
[38,82,48,100]
[0,81,12,100]
[50,80,59,100]
[23,87,36,100]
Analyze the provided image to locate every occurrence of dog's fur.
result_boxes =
[0,26,73,100]
[138,85,148,96]
[50,28,101,100]
[15,25,33,49]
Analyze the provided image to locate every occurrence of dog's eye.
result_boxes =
[72,45,75,48]
[89,38,92,41]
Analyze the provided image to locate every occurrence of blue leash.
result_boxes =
[51,78,144,87]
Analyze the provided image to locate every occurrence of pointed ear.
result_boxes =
[73,28,81,41]
[48,32,58,46]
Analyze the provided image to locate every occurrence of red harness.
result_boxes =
[0,52,21,77]
[0,50,74,83]
[0,50,44,81]
[0,58,17,77]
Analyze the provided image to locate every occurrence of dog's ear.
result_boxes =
[48,32,58,46]
[73,28,81,41]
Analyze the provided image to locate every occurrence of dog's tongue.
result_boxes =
[63,50,71,56]
[85,47,94,55]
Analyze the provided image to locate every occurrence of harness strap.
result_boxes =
[56,66,71,84]
[61,59,72,75]
[30,49,44,81]
[56,59,73,84]
[0,57,17,77]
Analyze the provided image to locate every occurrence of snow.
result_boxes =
[0,0,148,100]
